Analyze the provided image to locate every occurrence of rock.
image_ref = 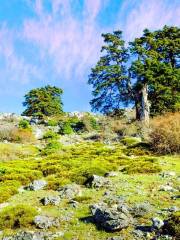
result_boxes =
[152,217,164,230]
[2,231,64,240]
[132,230,146,239]
[68,200,79,208]
[159,185,176,192]
[0,202,9,209]
[171,195,180,200]
[168,206,179,212]
[90,202,133,231]
[160,171,176,178]
[26,180,47,191]
[85,175,110,188]
[131,202,151,217]
[34,215,59,229]
[107,237,124,240]
[57,183,82,199]
[40,196,60,206]
[104,172,118,177]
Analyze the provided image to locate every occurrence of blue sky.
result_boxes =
[0,0,179,114]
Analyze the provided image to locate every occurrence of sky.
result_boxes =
[0,0,179,114]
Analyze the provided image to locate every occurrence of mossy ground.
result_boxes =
[0,141,179,239]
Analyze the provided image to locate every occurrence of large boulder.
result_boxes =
[26,180,47,191]
[40,196,60,206]
[85,175,110,188]
[34,215,59,229]
[90,202,133,231]
[57,183,82,199]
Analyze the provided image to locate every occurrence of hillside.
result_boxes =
[0,113,179,240]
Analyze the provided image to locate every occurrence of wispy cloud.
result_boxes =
[23,0,108,80]
[117,0,180,41]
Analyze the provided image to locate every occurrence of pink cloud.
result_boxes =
[23,0,108,80]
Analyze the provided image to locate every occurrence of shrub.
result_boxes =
[47,119,58,126]
[150,112,180,154]
[121,137,141,146]
[59,122,74,135]
[11,129,35,143]
[0,180,21,203]
[18,119,30,130]
[0,204,37,229]
[42,140,62,155]
[43,130,58,140]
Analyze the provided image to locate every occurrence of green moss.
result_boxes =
[121,137,141,146]
[0,204,37,229]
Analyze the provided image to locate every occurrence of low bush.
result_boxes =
[47,119,58,126]
[43,130,58,140]
[18,119,31,130]
[121,137,141,146]
[42,140,62,155]
[150,112,180,154]
[0,204,37,229]
[59,122,74,135]
[0,180,21,203]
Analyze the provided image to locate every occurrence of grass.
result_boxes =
[0,140,179,239]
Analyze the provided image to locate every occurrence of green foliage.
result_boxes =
[47,119,58,126]
[18,119,31,130]
[89,26,180,118]
[0,204,37,229]
[0,180,20,203]
[88,30,129,114]
[130,26,180,116]
[59,121,74,135]
[43,130,59,140]
[120,137,141,146]
[22,85,63,118]
[42,140,62,155]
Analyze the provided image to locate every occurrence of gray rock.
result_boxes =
[132,230,146,240]
[160,172,176,178]
[107,237,124,240]
[57,183,82,199]
[159,185,176,192]
[90,202,133,231]
[168,206,179,212]
[2,231,64,240]
[34,215,59,229]
[26,180,47,191]
[105,172,118,177]
[152,217,164,229]
[131,202,151,217]
[69,200,79,208]
[85,175,110,188]
[40,196,60,206]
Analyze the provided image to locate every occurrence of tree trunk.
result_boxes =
[135,83,150,125]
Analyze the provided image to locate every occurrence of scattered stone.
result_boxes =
[0,202,9,210]
[34,215,59,229]
[40,196,60,206]
[68,200,79,208]
[90,202,133,231]
[2,231,64,240]
[159,185,176,192]
[58,183,82,199]
[168,206,179,212]
[132,230,146,240]
[26,180,47,191]
[107,236,124,240]
[104,172,118,177]
[152,217,164,230]
[171,195,180,200]
[131,202,151,217]
[160,172,176,178]
[85,175,110,188]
